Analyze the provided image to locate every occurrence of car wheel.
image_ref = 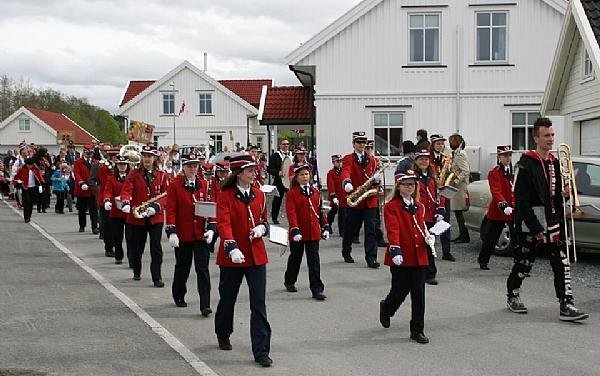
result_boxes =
[480,217,514,257]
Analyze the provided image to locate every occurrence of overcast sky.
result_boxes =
[0,0,361,112]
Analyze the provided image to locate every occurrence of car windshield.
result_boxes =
[574,162,600,197]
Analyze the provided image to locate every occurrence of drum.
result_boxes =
[281,156,292,189]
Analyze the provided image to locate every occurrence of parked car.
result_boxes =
[463,156,600,256]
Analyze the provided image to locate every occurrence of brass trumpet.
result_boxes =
[557,143,583,265]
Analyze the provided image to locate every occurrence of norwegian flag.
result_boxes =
[178,101,186,115]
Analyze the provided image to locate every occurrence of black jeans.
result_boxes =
[22,188,39,221]
[454,210,469,240]
[342,207,378,262]
[129,221,163,282]
[54,191,65,213]
[76,196,98,230]
[215,265,271,359]
[381,266,426,334]
[100,207,113,251]
[125,223,134,267]
[110,217,126,261]
[479,220,514,264]
[284,240,324,295]
[327,204,338,234]
[425,222,437,280]
[270,178,287,221]
[173,240,211,310]
[441,200,451,255]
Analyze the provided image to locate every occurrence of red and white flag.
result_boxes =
[179,101,186,115]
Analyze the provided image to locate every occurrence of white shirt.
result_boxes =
[354,151,365,163]
[28,169,36,188]
[403,197,414,206]
[237,184,251,197]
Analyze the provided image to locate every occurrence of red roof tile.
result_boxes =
[119,80,156,107]
[261,86,314,124]
[218,79,272,108]
[27,108,97,145]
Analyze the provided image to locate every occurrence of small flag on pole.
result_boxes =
[179,101,186,115]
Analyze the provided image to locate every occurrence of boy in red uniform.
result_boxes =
[326,154,345,236]
[477,145,515,270]
[379,170,433,344]
[284,163,330,300]
[13,158,44,223]
[73,145,99,234]
[102,155,130,264]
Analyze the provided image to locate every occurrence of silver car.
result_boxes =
[464,156,600,256]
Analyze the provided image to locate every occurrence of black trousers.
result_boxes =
[381,266,426,334]
[76,196,98,230]
[215,265,271,359]
[327,204,338,234]
[100,207,113,251]
[342,207,378,262]
[42,184,50,210]
[54,191,65,213]
[284,240,324,295]
[441,200,451,255]
[173,240,211,309]
[125,223,134,267]
[22,188,39,221]
[425,222,437,280]
[454,210,469,240]
[129,221,163,282]
[507,240,572,301]
[375,206,385,243]
[110,217,126,261]
[479,220,514,264]
[270,178,287,221]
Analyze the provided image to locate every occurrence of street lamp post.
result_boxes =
[169,82,176,145]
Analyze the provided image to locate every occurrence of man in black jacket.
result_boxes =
[267,139,291,224]
[506,117,587,321]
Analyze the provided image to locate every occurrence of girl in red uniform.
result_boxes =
[478,145,515,270]
[214,154,272,367]
[326,154,345,236]
[13,158,44,223]
[102,155,130,265]
[287,147,309,186]
[166,154,216,316]
[284,163,330,300]
[379,170,432,344]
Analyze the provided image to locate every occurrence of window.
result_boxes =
[210,135,223,152]
[511,111,539,151]
[476,11,507,62]
[409,14,440,64]
[256,136,263,151]
[18,118,30,131]
[373,112,403,157]
[163,94,175,115]
[199,92,213,114]
[583,50,594,80]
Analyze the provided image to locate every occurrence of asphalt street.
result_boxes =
[1,200,599,376]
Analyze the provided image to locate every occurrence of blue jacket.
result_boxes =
[51,170,68,192]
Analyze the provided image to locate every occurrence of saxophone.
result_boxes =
[132,192,167,219]
[346,156,390,208]
[436,153,456,188]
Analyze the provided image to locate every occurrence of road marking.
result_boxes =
[2,200,219,376]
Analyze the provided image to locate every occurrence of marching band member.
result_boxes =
[120,145,168,287]
[13,157,44,223]
[208,161,230,254]
[414,149,446,285]
[448,133,471,244]
[506,118,588,321]
[214,154,272,367]
[11,145,29,209]
[73,145,99,234]
[288,147,309,185]
[429,134,454,261]
[326,154,345,236]
[267,139,292,224]
[284,163,329,300]
[379,170,432,344]
[102,155,130,265]
[249,145,265,187]
[477,145,515,270]
[91,147,118,256]
[366,139,387,248]
[340,131,381,268]
[165,153,216,316]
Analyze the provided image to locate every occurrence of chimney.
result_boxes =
[203,53,208,73]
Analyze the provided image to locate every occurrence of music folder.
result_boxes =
[260,185,277,194]
[269,225,288,247]
[195,202,217,217]
[114,197,123,210]
[439,186,458,199]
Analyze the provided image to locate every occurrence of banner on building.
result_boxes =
[128,121,155,144]
[57,131,73,144]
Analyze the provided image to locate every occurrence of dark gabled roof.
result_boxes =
[261,86,314,125]
[581,0,600,46]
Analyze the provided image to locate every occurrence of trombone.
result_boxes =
[557,143,583,265]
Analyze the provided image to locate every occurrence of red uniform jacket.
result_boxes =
[210,177,225,202]
[96,163,112,207]
[384,198,429,267]
[255,164,265,186]
[166,175,216,242]
[216,186,269,267]
[120,168,168,226]
[341,152,378,209]
[487,165,514,221]
[14,166,44,189]
[326,167,347,208]
[286,185,327,241]
[417,173,446,223]
[73,157,97,197]
[102,173,127,219]
[429,151,445,176]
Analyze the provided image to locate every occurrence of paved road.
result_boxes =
[1,201,600,376]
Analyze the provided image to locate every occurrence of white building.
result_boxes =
[116,60,269,151]
[286,0,568,179]
[542,0,600,156]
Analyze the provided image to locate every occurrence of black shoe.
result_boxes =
[201,307,213,317]
[42,209,46,213]
[92,228,99,235]
[559,300,589,322]
[217,336,232,351]
[425,278,438,286]
[255,355,273,367]
[24,219,31,223]
[285,284,298,293]
[115,259,123,265]
[105,250,115,257]
[343,255,355,263]
[379,300,390,328]
[442,253,456,262]
[133,274,141,281]
[410,332,429,344]
[153,280,165,288]
[175,300,187,308]
[452,236,470,244]
[352,237,360,244]
[367,260,380,269]
[377,241,388,248]
[507,295,527,314]
[79,228,85,232]
[479,263,490,270]
[312,292,326,301]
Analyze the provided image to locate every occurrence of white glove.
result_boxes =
[322,231,330,240]
[81,184,89,191]
[104,201,112,211]
[425,234,437,258]
[332,197,339,206]
[435,214,444,222]
[293,234,302,242]
[250,224,266,239]
[121,205,131,214]
[373,173,382,183]
[504,207,513,216]
[392,255,403,266]
[15,179,23,184]
[38,186,43,193]
[146,206,156,217]
[203,230,214,244]
[169,233,179,248]
[230,248,245,264]
[344,182,353,193]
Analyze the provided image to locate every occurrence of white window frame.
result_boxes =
[209,134,223,152]
[255,136,263,151]
[510,111,540,151]
[373,112,404,158]
[18,118,31,132]
[582,49,595,82]
[162,93,175,115]
[198,92,213,115]
[475,11,509,63]
[408,13,441,65]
